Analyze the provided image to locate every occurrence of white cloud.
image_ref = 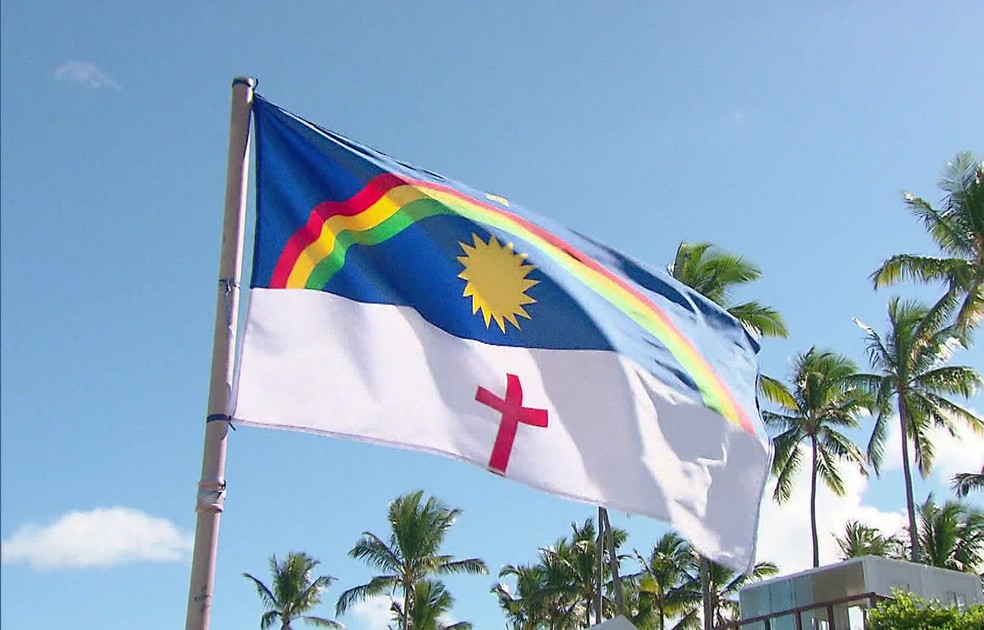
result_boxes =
[348,595,394,630]
[756,464,906,573]
[53,61,120,90]
[1,507,192,570]
[881,409,984,482]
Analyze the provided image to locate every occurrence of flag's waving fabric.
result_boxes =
[233,96,770,570]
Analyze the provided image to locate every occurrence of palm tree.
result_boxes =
[546,518,628,627]
[494,519,628,630]
[669,241,789,339]
[676,555,778,628]
[630,532,701,630]
[493,563,554,630]
[855,298,983,562]
[764,348,872,567]
[951,466,984,497]
[497,557,583,630]
[391,580,471,630]
[917,494,984,574]
[872,152,984,331]
[710,560,779,627]
[336,491,487,630]
[834,521,904,561]
[668,241,793,410]
[243,552,341,629]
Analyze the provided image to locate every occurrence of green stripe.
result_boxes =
[305,198,453,289]
[433,197,732,419]
[302,190,737,425]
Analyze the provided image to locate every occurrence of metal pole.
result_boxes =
[184,76,255,630]
[600,508,625,617]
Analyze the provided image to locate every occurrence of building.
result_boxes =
[736,556,983,629]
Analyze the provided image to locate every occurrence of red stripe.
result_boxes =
[405,178,754,432]
[269,173,408,287]
[269,174,750,432]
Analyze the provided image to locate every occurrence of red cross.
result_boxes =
[475,373,549,475]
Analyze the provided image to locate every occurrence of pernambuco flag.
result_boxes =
[232,96,770,570]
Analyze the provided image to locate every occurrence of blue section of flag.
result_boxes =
[322,214,614,350]
[249,95,762,421]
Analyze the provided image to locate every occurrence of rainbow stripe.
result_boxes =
[269,173,754,434]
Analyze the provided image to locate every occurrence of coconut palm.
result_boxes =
[855,298,983,562]
[336,491,487,629]
[391,580,471,630]
[872,151,984,332]
[669,240,793,410]
[709,560,779,627]
[669,241,789,339]
[951,466,984,497]
[497,550,585,630]
[675,555,778,628]
[834,521,904,561]
[917,494,984,574]
[630,532,701,630]
[763,348,872,567]
[242,552,341,629]
[493,518,629,630]
[546,518,628,627]
[493,562,555,630]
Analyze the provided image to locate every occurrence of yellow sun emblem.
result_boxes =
[457,234,539,333]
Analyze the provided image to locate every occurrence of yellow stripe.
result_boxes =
[286,185,430,288]
[421,189,747,428]
[286,182,749,430]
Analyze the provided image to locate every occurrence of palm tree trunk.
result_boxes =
[403,579,411,630]
[595,506,604,625]
[700,556,712,630]
[810,436,819,568]
[898,397,920,563]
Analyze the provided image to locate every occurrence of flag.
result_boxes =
[232,96,770,570]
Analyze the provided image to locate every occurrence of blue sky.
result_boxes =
[1,2,981,629]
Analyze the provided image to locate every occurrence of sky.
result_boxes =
[1,2,982,629]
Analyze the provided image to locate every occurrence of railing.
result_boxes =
[716,591,890,630]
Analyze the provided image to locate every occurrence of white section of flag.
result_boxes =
[232,289,770,570]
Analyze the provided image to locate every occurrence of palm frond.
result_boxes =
[770,428,804,503]
[349,532,401,572]
[919,391,983,434]
[244,573,279,610]
[951,468,984,497]
[759,375,797,409]
[815,443,847,496]
[819,428,866,473]
[335,576,398,615]
[728,301,789,338]
[437,557,488,576]
[871,254,954,288]
[668,241,784,338]
[914,365,982,398]
[300,615,343,628]
[904,396,937,477]
[260,610,281,630]
[865,412,889,475]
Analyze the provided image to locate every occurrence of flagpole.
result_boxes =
[600,507,625,617]
[184,76,255,630]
